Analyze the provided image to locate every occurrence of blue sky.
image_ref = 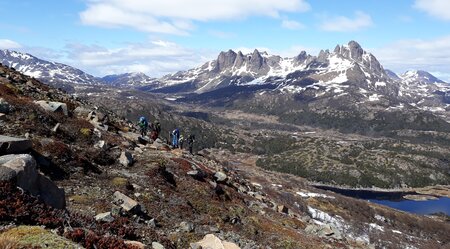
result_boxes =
[0,0,450,80]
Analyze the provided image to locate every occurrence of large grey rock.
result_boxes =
[113,191,139,212]
[0,135,32,155]
[34,100,68,116]
[119,151,133,167]
[73,106,91,117]
[190,234,240,249]
[0,98,12,113]
[0,154,66,209]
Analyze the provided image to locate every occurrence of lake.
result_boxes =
[314,185,450,216]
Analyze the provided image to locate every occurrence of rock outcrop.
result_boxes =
[0,154,65,209]
[0,135,32,155]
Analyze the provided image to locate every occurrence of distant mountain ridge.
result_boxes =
[0,49,104,91]
[102,72,156,87]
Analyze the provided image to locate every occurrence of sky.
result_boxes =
[0,0,450,81]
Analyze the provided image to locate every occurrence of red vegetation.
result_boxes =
[0,180,139,249]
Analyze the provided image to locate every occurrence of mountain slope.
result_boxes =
[400,70,446,84]
[0,49,104,91]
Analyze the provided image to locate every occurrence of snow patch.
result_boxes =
[297,191,335,199]
[369,223,384,232]
[375,81,386,87]
[368,94,380,101]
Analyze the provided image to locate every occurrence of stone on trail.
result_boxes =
[113,191,139,212]
[190,234,240,249]
[95,212,114,223]
[0,98,13,113]
[152,242,165,249]
[0,135,32,155]
[214,171,227,182]
[119,151,133,167]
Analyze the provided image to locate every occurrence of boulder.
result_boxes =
[0,98,12,113]
[0,135,32,155]
[152,242,165,249]
[214,172,227,182]
[73,106,91,117]
[0,154,66,209]
[119,131,141,142]
[125,241,147,249]
[113,191,139,212]
[119,151,133,167]
[190,234,240,249]
[179,221,194,232]
[95,140,106,150]
[0,113,6,121]
[95,212,114,223]
[35,100,68,116]
[277,205,289,214]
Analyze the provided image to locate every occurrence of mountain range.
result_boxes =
[1,42,449,127]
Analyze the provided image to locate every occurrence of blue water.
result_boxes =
[369,197,450,216]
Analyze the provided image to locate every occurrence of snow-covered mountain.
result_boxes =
[102,72,157,88]
[151,41,393,95]
[400,70,446,85]
[145,41,450,126]
[0,50,104,90]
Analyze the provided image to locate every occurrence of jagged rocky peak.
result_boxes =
[215,49,237,71]
[334,41,387,78]
[249,49,264,70]
[317,49,330,63]
[334,40,363,61]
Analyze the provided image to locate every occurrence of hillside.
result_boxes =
[1,63,449,248]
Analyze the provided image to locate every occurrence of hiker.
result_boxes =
[179,135,184,149]
[137,116,148,137]
[154,120,161,137]
[172,128,180,148]
[148,120,158,141]
[187,134,195,154]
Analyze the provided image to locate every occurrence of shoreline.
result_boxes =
[310,183,450,199]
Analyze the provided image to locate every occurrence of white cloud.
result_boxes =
[64,39,217,77]
[80,0,311,35]
[374,35,450,81]
[281,19,306,30]
[0,39,22,49]
[320,11,373,32]
[414,0,450,21]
